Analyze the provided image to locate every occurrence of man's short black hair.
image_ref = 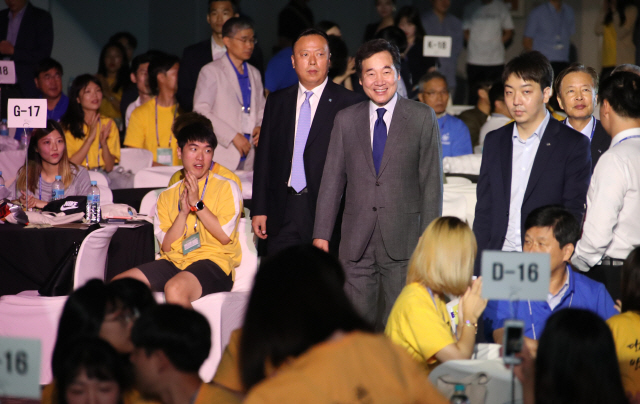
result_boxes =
[292,28,329,52]
[34,57,63,78]
[599,71,640,119]
[502,51,554,90]
[130,52,154,75]
[208,0,237,13]
[221,16,253,38]
[147,53,179,95]
[524,205,580,248]
[419,71,448,92]
[175,121,217,151]
[488,80,505,113]
[109,32,137,50]
[355,38,401,79]
[131,305,211,373]
[374,26,407,54]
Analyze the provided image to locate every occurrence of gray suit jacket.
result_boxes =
[313,96,443,261]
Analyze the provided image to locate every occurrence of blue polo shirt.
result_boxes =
[523,2,575,63]
[264,46,298,93]
[483,265,618,341]
[438,114,473,158]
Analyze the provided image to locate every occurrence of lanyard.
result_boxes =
[38,175,42,200]
[178,174,209,235]
[86,119,101,169]
[527,292,573,340]
[426,287,447,323]
[563,117,595,141]
[615,135,640,147]
[226,53,251,113]
[155,99,179,147]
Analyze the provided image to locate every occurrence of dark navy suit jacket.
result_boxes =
[473,117,591,274]
[591,119,611,172]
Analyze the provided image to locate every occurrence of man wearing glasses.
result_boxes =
[194,17,265,171]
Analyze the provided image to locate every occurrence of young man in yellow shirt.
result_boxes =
[114,122,242,308]
[125,53,182,166]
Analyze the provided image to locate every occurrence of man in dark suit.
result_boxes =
[555,63,610,172]
[0,0,53,98]
[473,51,591,274]
[313,39,443,327]
[252,29,365,256]
[176,0,263,112]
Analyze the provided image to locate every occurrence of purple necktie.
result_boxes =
[372,108,387,175]
[290,91,313,192]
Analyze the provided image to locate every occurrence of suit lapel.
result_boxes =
[355,101,377,177]
[523,118,559,203]
[306,82,336,149]
[378,96,409,176]
[500,124,514,203]
[222,57,243,105]
[285,85,299,156]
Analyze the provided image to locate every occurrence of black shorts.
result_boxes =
[137,259,233,296]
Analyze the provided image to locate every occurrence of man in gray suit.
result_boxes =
[313,39,443,328]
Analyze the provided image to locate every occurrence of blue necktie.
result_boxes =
[372,108,387,175]
[290,91,313,192]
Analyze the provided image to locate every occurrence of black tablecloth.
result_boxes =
[112,187,160,212]
[0,222,155,296]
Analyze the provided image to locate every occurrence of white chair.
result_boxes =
[0,225,118,384]
[233,170,253,200]
[133,166,182,188]
[443,154,483,175]
[88,170,109,187]
[87,170,113,203]
[443,183,478,227]
[140,188,166,255]
[118,148,153,174]
[445,176,473,185]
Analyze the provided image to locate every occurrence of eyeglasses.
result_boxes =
[104,308,140,326]
[231,36,258,45]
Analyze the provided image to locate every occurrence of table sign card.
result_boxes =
[481,251,550,301]
[0,61,16,85]
[7,99,47,129]
[0,336,40,399]
[423,36,452,58]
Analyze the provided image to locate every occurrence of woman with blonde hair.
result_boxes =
[385,216,487,374]
[13,120,91,209]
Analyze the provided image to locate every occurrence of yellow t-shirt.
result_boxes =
[385,282,456,374]
[99,77,123,120]
[168,163,242,196]
[608,311,640,399]
[603,23,618,68]
[124,98,181,165]
[212,328,244,393]
[64,116,121,170]
[243,332,449,404]
[195,383,241,404]
[156,171,242,278]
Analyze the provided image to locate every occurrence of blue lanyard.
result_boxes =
[154,99,178,147]
[563,117,595,141]
[177,174,209,212]
[615,135,640,147]
[226,53,251,112]
[38,175,42,200]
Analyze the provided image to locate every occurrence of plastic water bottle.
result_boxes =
[19,130,29,150]
[450,385,470,404]
[86,181,101,223]
[0,119,8,137]
[51,175,64,201]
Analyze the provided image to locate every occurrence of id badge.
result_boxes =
[182,232,201,255]
[157,148,173,166]
[241,112,253,135]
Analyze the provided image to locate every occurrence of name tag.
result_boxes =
[423,36,452,58]
[241,111,254,136]
[481,251,550,301]
[182,232,201,255]
[0,60,16,84]
[0,336,41,399]
[157,148,173,166]
[8,99,47,129]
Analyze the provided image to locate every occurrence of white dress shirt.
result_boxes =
[502,111,550,251]
[288,77,329,184]
[566,116,595,140]
[368,93,398,147]
[211,36,227,61]
[573,128,640,270]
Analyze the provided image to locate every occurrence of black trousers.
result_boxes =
[583,264,622,301]
[266,192,314,256]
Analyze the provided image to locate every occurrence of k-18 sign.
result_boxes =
[423,36,452,58]
[481,251,550,301]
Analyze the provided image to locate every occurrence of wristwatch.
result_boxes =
[195,200,205,211]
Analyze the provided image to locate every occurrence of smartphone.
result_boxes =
[503,319,524,365]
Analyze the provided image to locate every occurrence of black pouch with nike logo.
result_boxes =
[43,196,87,215]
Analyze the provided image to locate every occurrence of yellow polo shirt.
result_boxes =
[124,98,181,165]
[385,282,456,374]
[64,116,121,170]
[168,163,242,194]
[155,171,242,278]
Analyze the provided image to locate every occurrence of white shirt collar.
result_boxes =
[513,110,550,143]
[369,92,399,120]
[566,116,595,139]
[611,127,640,147]
[298,77,329,100]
